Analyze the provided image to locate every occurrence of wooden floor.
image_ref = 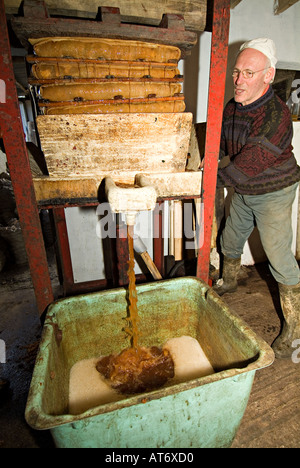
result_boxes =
[0,258,299,448]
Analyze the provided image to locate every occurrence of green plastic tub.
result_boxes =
[25,277,274,448]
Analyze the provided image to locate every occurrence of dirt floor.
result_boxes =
[0,253,299,448]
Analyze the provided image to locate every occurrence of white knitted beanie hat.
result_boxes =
[239,37,277,68]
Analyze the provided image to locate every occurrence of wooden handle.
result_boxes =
[141,251,162,280]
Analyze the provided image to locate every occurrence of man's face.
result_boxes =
[233,48,274,106]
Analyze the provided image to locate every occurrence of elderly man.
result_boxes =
[214,38,300,359]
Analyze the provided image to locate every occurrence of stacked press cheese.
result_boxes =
[28,37,185,115]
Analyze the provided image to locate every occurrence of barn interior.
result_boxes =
[0,0,300,449]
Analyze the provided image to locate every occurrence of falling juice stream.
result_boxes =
[126,224,139,349]
[95,224,176,394]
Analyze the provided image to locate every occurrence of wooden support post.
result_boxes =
[153,201,165,277]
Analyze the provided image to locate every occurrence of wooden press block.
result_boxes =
[7,0,207,34]
[33,171,202,205]
[36,113,193,178]
[32,176,100,203]
[135,172,202,198]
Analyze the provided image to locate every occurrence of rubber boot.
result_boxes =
[212,256,241,296]
[272,282,300,359]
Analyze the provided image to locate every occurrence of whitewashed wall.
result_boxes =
[182,0,300,265]
[183,0,300,121]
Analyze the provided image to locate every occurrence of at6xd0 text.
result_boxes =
[148,453,193,463]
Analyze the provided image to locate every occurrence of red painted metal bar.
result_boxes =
[0,0,54,315]
[52,207,74,295]
[196,0,230,283]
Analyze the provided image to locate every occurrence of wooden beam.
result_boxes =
[33,177,100,205]
[33,172,203,207]
[274,0,300,14]
[230,0,243,8]
[5,0,207,32]
[11,3,198,57]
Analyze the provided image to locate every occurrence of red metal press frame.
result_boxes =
[0,0,230,315]
[0,0,54,314]
[197,0,230,283]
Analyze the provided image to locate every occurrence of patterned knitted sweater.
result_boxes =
[218,86,300,195]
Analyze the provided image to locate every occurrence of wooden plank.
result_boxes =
[274,0,300,14]
[36,113,193,178]
[135,172,202,198]
[5,0,207,32]
[173,199,183,260]
[33,171,202,205]
[33,176,100,203]
[11,15,197,58]
[230,0,243,8]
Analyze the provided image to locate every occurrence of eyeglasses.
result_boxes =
[232,67,269,80]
